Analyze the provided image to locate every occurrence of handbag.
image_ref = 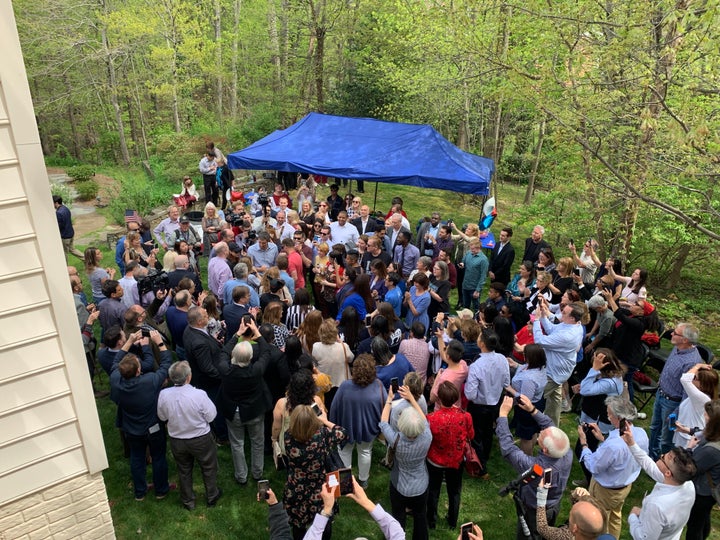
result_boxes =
[463,439,485,478]
[272,440,288,471]
[380,434,400,470]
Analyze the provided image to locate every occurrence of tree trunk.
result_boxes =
[214,0,223,120]
[230,0,243,118]
[524,115,546,204]
[267,0,281,92]
[314,26,325,111]
[666,243,691,288]
[99,5,130,165]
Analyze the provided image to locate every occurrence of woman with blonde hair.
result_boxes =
[284,404,346,540]
[311,319,354,411]
[548,256,575,302]
[201,202,221,256]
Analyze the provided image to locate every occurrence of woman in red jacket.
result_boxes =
[426,381,474,530]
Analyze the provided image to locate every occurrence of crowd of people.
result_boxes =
[62,153,719,540]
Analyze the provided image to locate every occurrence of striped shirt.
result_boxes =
[379,420,432,497]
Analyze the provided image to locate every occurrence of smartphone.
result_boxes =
[311,402,322,416]
[668,413,677,432]
[365,315,372,326]
[257,479,269,500]
[141,329,151,338]
[569,238,574,246]
[338,467,354,496]
[390,377,399,393]
[461,522,474,540]
[573,268,581,276]
[619,418,628,435]
[543,468,552,486]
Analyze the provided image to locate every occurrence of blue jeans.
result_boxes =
[461,289,479,312]
[622,363,637,403]
[648,392,679,460]
[125,429,169,499]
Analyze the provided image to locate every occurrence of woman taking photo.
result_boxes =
[329,354,386,489]
[686,400,720,540]
[312,319,354,411]
[284,404,346,540]
[506,344,547,455]
[674,364,719,448]
[379,384,432,540]
[571,348,625,485]
[426,381,474,530]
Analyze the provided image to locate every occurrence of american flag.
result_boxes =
[124,209,141,224]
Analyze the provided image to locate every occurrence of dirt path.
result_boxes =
[48,167,123,244]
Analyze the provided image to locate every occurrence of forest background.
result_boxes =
[14,0,720,346]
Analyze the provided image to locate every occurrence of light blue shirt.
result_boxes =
[222,278,260,308]
[247,242,278,270]
[533,318,583,384]
[464,351,510,405]
[578,368,624,429]
[580,427,648,488]
[511,365,547,403]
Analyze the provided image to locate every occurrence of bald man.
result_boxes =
[536,488,607,540]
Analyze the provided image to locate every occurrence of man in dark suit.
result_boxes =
[183,306,228,443]
[522,225,550,265]
[223,285,258,338]
[489,227,516,286]
[351,205,378,236]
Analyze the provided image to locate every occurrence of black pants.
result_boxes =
[427,461,464,528]
[467,401,500,468]
[292,522,332,540]
[169,432,219,509]
[389,482,428,540]
[685,494,715,540]
[203,174,218,206]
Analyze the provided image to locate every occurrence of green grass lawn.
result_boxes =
[72,180,719,538]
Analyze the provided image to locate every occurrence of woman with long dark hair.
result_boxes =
[285,288,315,332]
[674,364,719,448]
[337,306,368,354]
[506,344,547,455]
[296,309,323,355]
[336,272,374,321]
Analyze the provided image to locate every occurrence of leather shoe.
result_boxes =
[207,488,223,507]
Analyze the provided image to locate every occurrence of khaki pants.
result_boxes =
[543,378,563,427]
[589,477,632,539]
[62,237,85,261]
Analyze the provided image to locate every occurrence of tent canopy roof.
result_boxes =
[227,113,494,195]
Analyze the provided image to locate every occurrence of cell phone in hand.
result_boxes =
[257,479,269,500]
[543,468,552,486]
[141,329,151,338]
[461,522,474,540]
[390,377,399,393]
[619,418,628,435]
[311,402,322,416]
[338,467,354,496]
[573,268,581,276]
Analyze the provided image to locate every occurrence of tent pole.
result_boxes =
[372,181,379,212]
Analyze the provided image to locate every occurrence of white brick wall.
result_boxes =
[0,474,114,540]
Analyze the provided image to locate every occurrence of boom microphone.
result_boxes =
[499,463,544,497]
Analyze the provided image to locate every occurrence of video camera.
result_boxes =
[137,271,169,296]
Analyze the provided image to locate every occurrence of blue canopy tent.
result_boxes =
[227,112,494,196]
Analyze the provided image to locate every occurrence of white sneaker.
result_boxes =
[637,412,647,419]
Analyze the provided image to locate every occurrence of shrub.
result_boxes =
[106,170,174,225]
[66,165,95,183]
[75,180,99,200]
[50,182,74,209]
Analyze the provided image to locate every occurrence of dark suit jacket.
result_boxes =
[167,268,203,293]
[489,242,516,285]
[183,325,223,390]
[351,217,378,236]
[217,336,273,421]
[222,302,250,339]
[522,238,550,265]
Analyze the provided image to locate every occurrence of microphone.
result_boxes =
[499,463,544,497]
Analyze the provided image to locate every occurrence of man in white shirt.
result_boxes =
[621,429,696,540]
[274,211,296,242]
[329,211,359,248]
[118,261,140,309]
[157,360,221,510]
